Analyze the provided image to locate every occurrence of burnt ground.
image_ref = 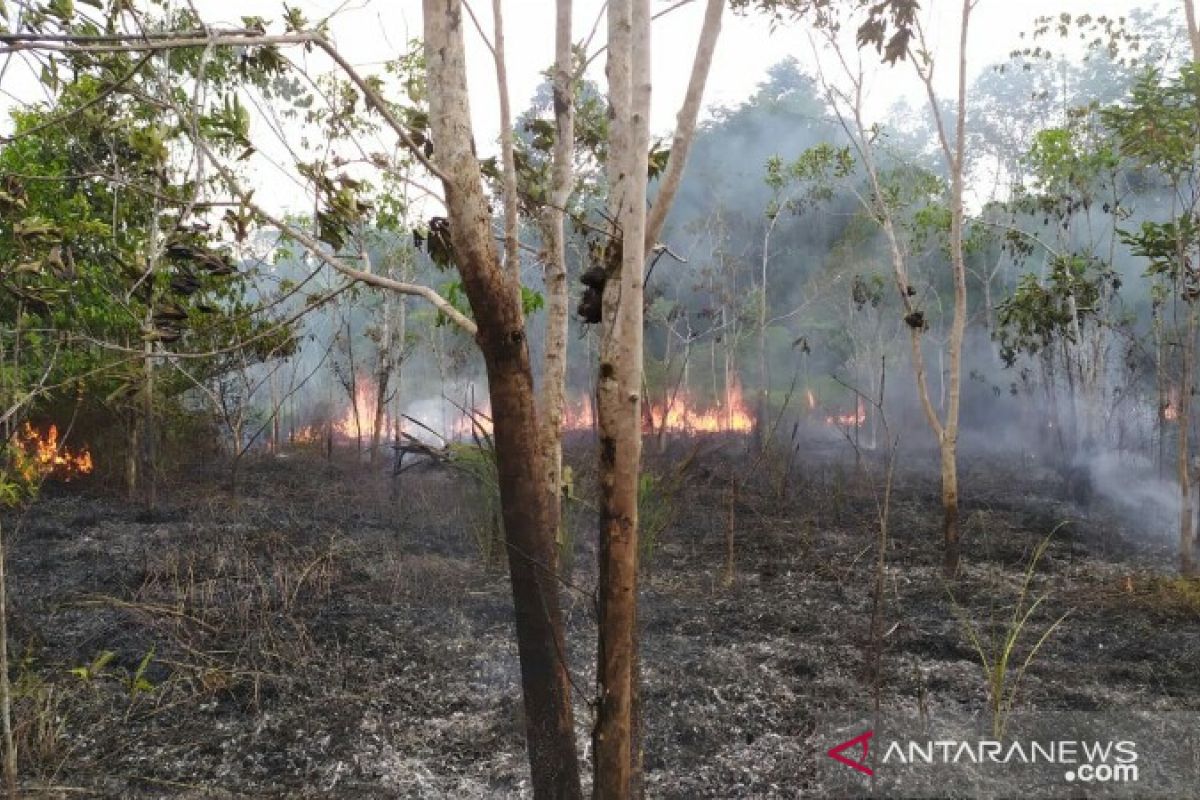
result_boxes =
[4,435,1200,798]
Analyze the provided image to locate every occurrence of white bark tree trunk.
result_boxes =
[538,0,577,575]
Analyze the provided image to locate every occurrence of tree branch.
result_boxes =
[643,0,723,255]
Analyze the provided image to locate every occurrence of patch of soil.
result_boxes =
[2,439,1197,798]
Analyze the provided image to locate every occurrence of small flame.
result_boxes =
[825,398,867,428]
[1164,403,1180,422]
[564,398,595,431]
[291,425,323,445]
[15,423,93,481]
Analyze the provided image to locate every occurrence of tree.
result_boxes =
[591,0,724,795]
[736,0,969,576]
[421,4,583,794]
[3,0,726,793]
[760,1,966,575]
[0,47,294,506]
[1103,64,1200,575]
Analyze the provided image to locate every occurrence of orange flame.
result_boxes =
[15,423,93,480]
[825,398,867,428]
[291,425,323,445]
[1164,401,1180,422]
[647,383,754,434]
[446,385,754,439]
[313,381,759,445]
[563,397,595,432]
[333,382,389,441]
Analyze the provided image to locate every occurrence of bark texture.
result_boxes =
[594,1,647,794]
[423,3,582,796]
[594,1,724,794]
[538,0,577,574]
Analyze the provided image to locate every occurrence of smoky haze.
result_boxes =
[242,20,1190,544]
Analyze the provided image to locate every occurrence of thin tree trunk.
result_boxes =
[594,0,647,794]
[423,5,582,796]
[143,335,157,511]
[538,0,576,575]
[142,199,160,511]
[345,319,363,454]
[125,409,139,500]
[370,286,394,465]
[270,371,280,454]
[755,212,779,451]
[940,438,961,577]
[1155,305,1167,475]
[593,1,723,791]
[937,0,972,579]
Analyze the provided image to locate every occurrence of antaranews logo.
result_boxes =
[826,730,874,777]
[825,730,1139,786]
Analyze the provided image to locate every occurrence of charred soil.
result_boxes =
[3,439,1198,798]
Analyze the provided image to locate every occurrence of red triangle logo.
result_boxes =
[827,730,874,776]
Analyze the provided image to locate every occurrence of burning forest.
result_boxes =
[2,1,1200,798]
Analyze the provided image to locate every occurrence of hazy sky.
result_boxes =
[0,1,1183,214]
[190,0,1177,146]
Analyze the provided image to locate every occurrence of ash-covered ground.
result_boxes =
[5,437,1199,798]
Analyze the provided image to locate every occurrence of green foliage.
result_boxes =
[731,0,919,65]
[510,73,608,215]
[1103,65,1200,305]
[1122,218,1199,286]
[1103,65,1200,178]
[67,646,156,699]
[950,528,1071,740]
[128,646,156,698]
[765,144,854,218]
[68,650,115,684]
[0,7,302,442]
[995,255,1119,366]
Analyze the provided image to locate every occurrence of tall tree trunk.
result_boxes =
[422,5,582,796]
[592,0,723,792]
[1155,305,1167,474]
[538,0,576,574]
[142,199,162,510]
[939,437,961,577]
[937,0,972,579]
[270,371,281,454]
[594,1,648,796]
